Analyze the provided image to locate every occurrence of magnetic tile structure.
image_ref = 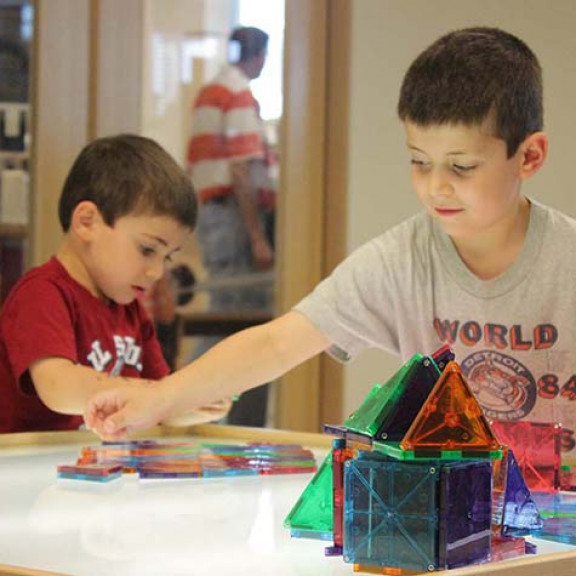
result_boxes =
[285,347,552,573]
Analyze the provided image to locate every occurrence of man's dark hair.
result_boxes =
[398,27,543,157]
[229,26,268,63]
[59,134,197,232]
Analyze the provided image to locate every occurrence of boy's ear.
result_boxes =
[70,201,102,241]
[519,131,548,180]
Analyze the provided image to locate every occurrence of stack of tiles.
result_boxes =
[57,463,123,482]
[285,346,552,574]
[59,441,317,481]
[530,491,576,545]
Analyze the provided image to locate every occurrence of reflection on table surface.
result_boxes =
[0,427,338,576]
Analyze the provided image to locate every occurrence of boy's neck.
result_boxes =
[451,197,531,280]
[56,238,104,301]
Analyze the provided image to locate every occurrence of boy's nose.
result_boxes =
[145,261,164,282]
[428,170,453,197]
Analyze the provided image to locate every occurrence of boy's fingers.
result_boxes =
[99,427,129,442]
[103,411,128,436]
[83,391,128,437]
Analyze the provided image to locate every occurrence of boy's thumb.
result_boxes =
[104,412,126,435]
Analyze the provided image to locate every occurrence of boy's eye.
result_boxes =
[140,245,156,257]
[452,163,477,173]
[410,159,430,169]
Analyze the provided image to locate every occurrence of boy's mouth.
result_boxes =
[131,285,146,298]
[434,207,463,216]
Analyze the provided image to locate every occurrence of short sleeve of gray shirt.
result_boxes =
[293,212,434,363]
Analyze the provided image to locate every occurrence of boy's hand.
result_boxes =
[84,386,172,441]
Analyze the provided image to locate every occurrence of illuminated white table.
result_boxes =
[0,425,573,576]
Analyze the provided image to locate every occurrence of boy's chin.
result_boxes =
[108,292,137,306]
[434,218,468,239]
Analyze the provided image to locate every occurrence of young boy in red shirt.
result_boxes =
[0,134,229,432]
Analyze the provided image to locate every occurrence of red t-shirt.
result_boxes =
[0,257,169,432]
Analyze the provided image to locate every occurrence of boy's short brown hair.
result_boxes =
[398,27,543,157]
[59,134,197,232]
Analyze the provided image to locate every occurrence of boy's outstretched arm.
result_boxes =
[29,359,149,415]
[85,311,332,439]
[30,359,232,428]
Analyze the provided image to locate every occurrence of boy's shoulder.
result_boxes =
[529,200,576,251]
[535,199,576,231]
[337,211,432,278]
[369,210,432,255]
[0,258,71,316]
[8,257,69,292]
[0,257,102,318]
[1,257,148,326]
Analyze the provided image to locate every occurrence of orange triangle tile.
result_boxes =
[400,362,501,452]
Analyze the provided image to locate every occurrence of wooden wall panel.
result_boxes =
[31,0,90,266]
[275,0,351,432]
[319,0,350,427]
[275,0,328,431]
[93,0,144,137]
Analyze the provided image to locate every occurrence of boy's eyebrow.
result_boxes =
[142,233,168,247]
[408,144,471,156]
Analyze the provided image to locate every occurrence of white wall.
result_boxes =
[141,0,235,164]
[344,0,576,417]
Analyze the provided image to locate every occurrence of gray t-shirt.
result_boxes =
[295,200,576,464]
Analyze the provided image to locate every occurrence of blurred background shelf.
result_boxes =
[0,223,27,239]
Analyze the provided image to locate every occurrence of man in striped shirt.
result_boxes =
[186,27,275,426]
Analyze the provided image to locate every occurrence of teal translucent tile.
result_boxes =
[532,517,576,545]
[533,491,576,519]
[290,529,333,541]
[57,472,122,482]
[343,458,439,571]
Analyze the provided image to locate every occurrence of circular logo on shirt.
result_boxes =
[460,350,537,421]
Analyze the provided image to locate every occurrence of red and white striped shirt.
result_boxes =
[187,64,267,203]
